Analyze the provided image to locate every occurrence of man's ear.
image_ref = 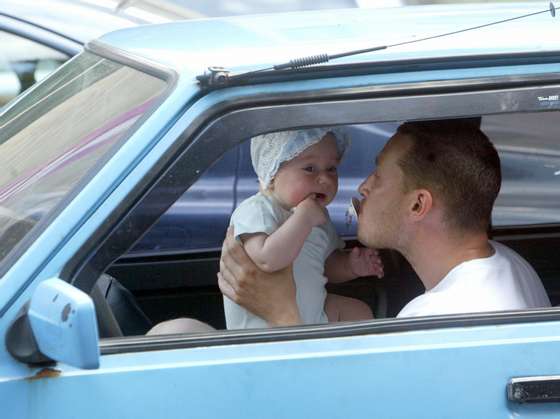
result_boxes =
[409,189,433,220]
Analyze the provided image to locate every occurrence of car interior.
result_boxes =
[87,109,560,339]
[57,68,560,344]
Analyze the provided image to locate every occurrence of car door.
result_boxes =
[79,75,560,418]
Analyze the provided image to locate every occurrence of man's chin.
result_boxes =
[357,230,374,248]
[357,228,387,249]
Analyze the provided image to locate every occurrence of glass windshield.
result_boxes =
[0,52,167,268]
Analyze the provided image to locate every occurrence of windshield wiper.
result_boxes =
[197,2,557,90]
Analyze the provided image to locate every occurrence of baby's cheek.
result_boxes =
[288,185,311,206]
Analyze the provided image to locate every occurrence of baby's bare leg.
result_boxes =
[325,293,373,322]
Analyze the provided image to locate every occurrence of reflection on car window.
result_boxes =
[483,112,560,226]
[131,123,399,256]
[129,148,238,255]
[0,52,167,269]
[133,113,560,260]
[0,30,68,108]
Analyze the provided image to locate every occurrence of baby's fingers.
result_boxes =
[366,249,384,278]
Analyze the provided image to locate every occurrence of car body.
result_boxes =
[1,3,560,418]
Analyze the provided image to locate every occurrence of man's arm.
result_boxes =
[218,227,302,327]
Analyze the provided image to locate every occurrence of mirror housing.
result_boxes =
[7,278,100,369]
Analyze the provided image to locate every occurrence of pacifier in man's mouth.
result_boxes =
[345,197,360,228]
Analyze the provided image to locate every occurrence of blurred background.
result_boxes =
[113,0,548,16]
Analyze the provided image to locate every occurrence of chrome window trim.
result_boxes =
[196,85,560,140]
[86,40,178,85]
[100,307,560,355]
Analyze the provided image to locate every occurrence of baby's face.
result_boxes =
[272,134,340,210]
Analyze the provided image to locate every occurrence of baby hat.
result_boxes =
[250,128,350,188]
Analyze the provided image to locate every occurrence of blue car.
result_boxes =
[1,3,560,417]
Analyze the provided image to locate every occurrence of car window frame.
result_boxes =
[64,69,560,353]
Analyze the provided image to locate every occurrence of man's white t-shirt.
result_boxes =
[398,240,551,317]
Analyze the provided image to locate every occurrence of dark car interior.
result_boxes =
[89,110,560,338]
[98,227,560,338]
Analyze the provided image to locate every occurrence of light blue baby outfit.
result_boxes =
[224,192,344,329]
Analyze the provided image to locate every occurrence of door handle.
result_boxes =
[508,376,560,403]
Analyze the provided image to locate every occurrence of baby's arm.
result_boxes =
[243,198,327,272]
[325,247,384,283]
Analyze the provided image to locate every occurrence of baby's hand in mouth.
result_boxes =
[295,194,328,226]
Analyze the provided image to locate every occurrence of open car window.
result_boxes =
[128,113,560,260]
[97,108,560,340]
[53,65,560,349]
[483,113,560,226]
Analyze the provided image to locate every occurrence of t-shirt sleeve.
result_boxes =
[230,196,281,239]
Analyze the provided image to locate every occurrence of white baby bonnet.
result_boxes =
[250,128,349,188]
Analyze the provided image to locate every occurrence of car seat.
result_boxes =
[91,274,153,338]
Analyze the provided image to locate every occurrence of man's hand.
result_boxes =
[348,247,384,278]
[218,227,301,327]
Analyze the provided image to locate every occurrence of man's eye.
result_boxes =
[303,166,315,172]
[327,166,338,173]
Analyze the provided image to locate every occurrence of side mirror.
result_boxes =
[7,278,100,369]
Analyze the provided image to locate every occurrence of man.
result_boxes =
[218,120,550,326]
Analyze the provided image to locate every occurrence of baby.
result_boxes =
[224,128,383,329]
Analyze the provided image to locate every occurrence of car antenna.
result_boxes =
[198,2,557,89]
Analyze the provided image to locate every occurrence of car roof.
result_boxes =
[93,3,560,75]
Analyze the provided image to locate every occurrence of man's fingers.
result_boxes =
[219,256,236,290]
[224,229,254,268]
[221,228,247,276]
[220,227,233,264]
[217,272,237,302]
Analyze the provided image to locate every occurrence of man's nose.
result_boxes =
[358,182,366,197]
[358,175,370,196]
